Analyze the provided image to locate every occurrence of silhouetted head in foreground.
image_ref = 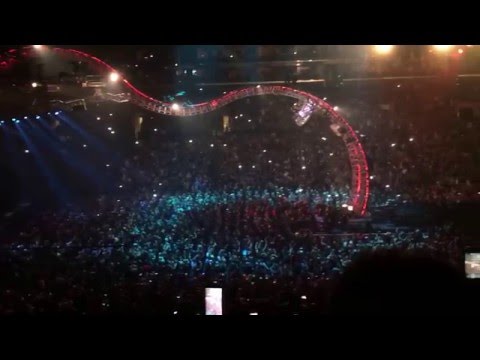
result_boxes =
[330,249,465,315]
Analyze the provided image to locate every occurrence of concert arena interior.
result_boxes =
[0,45,479,315]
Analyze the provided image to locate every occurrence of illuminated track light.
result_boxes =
[109,72,120,82]
[373,45,394,55]
[50,47,370,215]
[433,45,453,52]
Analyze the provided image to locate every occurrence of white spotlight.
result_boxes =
[172,103,180,111]
[433,45,453,52]
[31,82,38,88]
[33,45,42,49]
[373,45,394,55]
[109,72,120,82]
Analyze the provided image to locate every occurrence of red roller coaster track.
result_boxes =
[19,46,371,215]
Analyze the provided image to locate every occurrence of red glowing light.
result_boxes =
[50,47,370,215]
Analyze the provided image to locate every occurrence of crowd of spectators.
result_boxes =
[0,81,477,314]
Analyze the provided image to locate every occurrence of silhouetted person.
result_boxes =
[329,249,465,315]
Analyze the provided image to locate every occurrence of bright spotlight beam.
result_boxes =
[433,45,453,52]
[171,103,180,111]
[109,72,120,82]
[33,45,43,49]
[373,45,394,55]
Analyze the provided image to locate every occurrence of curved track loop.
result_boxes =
[51,47,369,215]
